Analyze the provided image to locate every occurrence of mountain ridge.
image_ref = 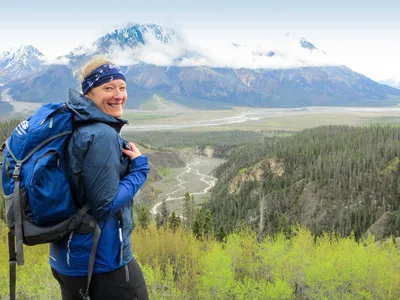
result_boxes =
[0,23,399,116]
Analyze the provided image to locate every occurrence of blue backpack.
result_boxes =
[1,102,100,300]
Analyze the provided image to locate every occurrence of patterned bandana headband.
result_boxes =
[81,64,126,95]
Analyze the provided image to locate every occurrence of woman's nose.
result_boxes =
[113,89,123,99]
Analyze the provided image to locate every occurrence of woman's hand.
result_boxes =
[122,141,142,160]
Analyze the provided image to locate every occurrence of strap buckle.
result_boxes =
[79,289,91,300]
[0,143,5,168]
[12,164,21,180]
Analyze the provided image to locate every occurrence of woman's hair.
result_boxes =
[79,56,114,84]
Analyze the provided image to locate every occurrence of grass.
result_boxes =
[122,110,181,124]
[362,116,400,126]
[157,167,172,177]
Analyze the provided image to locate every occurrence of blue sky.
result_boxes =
[1,0,399,81]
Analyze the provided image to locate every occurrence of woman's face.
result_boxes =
[86,79,127,118]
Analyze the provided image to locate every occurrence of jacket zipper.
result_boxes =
[66,231,74,267]
[39,104,67,126]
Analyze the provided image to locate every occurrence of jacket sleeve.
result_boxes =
[109,155,149,215]
[81,129,150,219]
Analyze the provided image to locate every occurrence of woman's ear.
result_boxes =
[85,90,93,100]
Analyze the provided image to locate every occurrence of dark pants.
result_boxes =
[51,258,149,300]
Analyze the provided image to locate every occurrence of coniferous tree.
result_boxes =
[183,192,192,230]
[137,204,150,229]
[190,194,196,225]
[168,211,181,232]
[160,199,169,228]
[193,209,204,238]
[203,209,214,237]
[155,213,162,229]
[216,225,226,242]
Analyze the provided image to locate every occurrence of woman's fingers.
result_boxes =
[129,142,142,156]
[129,142,136,151]
[123,142,142,160]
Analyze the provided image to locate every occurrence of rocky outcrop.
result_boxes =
[145,150,186,169]
[229,158,284,194]
[366,211,400,240]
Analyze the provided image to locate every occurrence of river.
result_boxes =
[150,157,224,216]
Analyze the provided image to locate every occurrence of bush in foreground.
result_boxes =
[0,225,399,299]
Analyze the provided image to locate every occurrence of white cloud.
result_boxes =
[43,56,70,65]
[107,30,341,70]
[108,32,187,66]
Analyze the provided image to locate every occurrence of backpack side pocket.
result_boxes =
[29,150,75,225]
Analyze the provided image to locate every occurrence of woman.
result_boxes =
[49,58,150,300]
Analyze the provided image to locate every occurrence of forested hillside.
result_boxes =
[207,125,400,239]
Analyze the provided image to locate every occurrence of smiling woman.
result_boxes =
[80,58,128,118]
[48,57,150,300]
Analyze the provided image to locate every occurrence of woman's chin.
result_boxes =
[107,109,123,118]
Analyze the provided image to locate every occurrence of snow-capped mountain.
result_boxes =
[0,45,46,84]
[95,23,175,51]
[208,36,331,70]
[59,23,331,71]
[60,23,178,69]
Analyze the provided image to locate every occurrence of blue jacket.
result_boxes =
[49,89,150,276]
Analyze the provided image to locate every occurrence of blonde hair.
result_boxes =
[79,56,115,84]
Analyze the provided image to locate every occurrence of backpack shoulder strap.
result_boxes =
[12,162,24,266]
[72,205,102,300]
[80,223,101,300]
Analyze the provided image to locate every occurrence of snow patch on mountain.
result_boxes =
[379,78,400,89]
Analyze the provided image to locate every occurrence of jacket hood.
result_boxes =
[66,89,128,130]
